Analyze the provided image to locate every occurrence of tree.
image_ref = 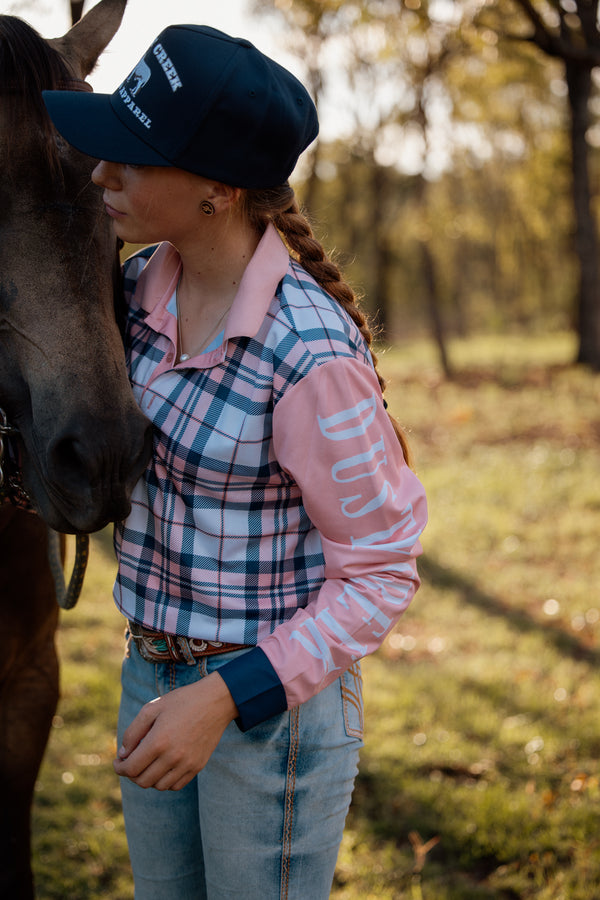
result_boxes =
[252,1,348,213]
[254,0,470,374]
[478,0,600,367]
[253,0,581,360]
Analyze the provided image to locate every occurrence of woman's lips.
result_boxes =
[104,200,125,218]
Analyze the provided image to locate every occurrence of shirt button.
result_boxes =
[166,353,174,363]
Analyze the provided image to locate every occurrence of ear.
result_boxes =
[206,182,242,214]
[48,0,128,80]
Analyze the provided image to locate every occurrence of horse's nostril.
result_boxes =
[45,416,150,508]
[48,433,93,490]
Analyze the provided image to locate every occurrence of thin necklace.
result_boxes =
[176,289,232,362]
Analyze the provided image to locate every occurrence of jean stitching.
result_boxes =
[280,707,299,900]
[341,662,364,739]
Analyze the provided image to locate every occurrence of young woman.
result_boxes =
[45,24,427,900]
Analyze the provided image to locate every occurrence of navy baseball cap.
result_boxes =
[43,24,318,189]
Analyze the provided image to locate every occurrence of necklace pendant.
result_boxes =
[179,353,190,362]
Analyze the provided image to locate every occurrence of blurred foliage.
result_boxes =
[252,0,595,349]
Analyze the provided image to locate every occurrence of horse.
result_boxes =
[0,2,151,896]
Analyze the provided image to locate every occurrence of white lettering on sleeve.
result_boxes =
[340,481,396,519]
[336,583,392,637]
[331,436,387,483]
[289,617,338,673]
[350,505,418,548]
[317,395,377,441]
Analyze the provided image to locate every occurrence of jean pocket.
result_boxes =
[341,662,364,740]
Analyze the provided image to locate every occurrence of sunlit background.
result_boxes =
[4,3,600,896]
[0,1,315,127]
[0,0,277,84]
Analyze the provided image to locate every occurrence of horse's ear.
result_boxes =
[48,0,127,80]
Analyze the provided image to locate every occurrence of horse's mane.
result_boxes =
[0,15,75,171]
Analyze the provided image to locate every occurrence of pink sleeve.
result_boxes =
[260,356,428,709]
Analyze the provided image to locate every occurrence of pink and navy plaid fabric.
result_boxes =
[115,243,371,645]
[113,229,427,729]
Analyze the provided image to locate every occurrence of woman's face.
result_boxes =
[91,161,211,246]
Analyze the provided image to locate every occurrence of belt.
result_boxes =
[127,620,248,666]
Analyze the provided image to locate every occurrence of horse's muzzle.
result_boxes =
[26,412,153,533]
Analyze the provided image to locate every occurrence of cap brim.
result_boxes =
[43,90,171,167]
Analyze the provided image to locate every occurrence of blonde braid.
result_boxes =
[243,184,413,467]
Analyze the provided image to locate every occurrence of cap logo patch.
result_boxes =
[43,25,319,186]
[117,60,153,130]
[153,43,183,92]
[127,60,151,98]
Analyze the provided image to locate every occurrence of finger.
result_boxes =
[169,771,195,792]
[151,768,190,792]
[114,733,169,780]
[116,754,175,789]
[128,760,194,792]
[119,700,161,759]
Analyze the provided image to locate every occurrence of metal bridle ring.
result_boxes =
[0,405,88,608]
[0,407,18,497]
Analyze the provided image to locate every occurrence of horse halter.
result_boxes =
[0,405,89,610]
[0,407,28,508]
[0,77,94,608]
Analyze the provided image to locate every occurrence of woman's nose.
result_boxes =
[92,159,121,189]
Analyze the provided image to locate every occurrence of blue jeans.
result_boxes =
[117,641,363,899]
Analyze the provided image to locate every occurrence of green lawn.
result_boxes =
[32,331,600,898]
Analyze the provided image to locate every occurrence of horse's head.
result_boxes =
[0,0,152,534]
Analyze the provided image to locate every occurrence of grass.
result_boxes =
[31,331,600,898]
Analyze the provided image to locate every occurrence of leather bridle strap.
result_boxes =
[47,529,90,611]
[0,407,26,507]
[0,405,89,610]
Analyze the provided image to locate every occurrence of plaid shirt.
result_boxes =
[114,225,427,729]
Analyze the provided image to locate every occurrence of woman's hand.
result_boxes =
[113,671,238,791]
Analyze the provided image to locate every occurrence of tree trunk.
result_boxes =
[414,175,453,377]
[565,60,600,368]
[420,240,453,379]
[301,144,321,219]
[370,164,392,338]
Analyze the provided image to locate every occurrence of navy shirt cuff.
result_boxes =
[218,646,288,731]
